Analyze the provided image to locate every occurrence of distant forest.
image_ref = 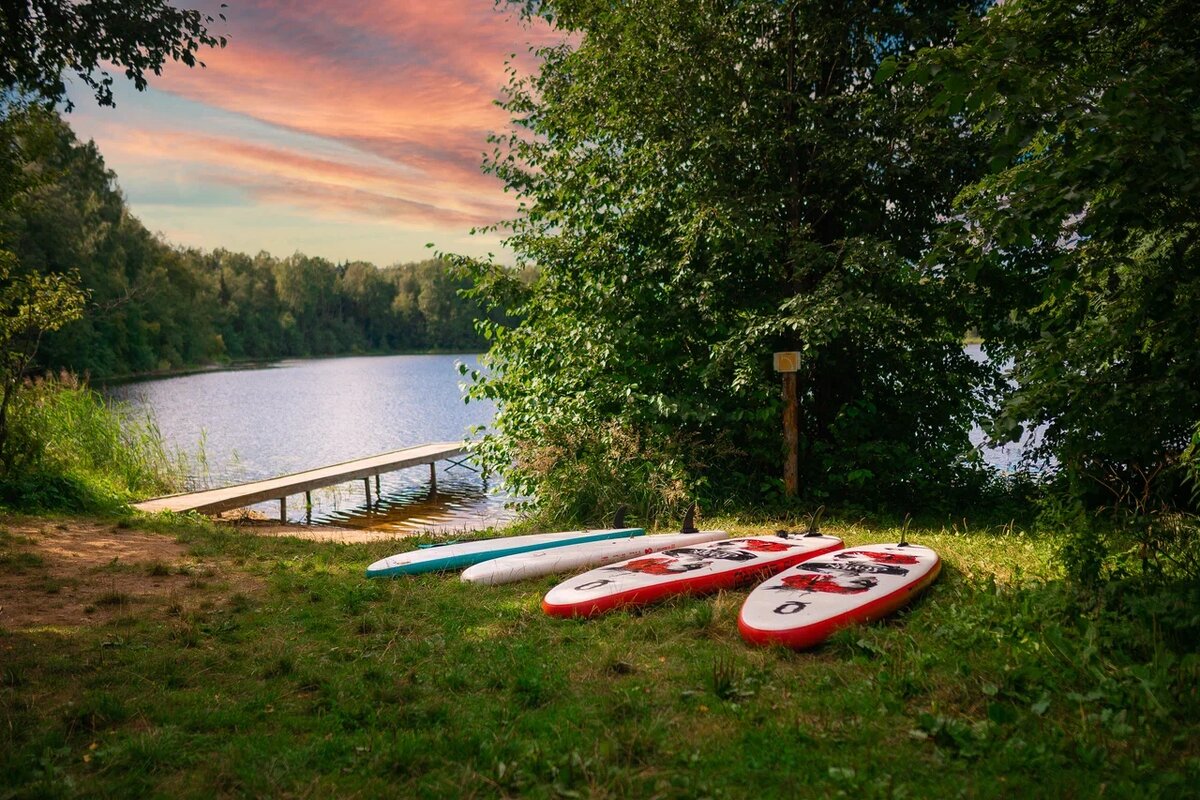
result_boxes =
[2,109,501,379]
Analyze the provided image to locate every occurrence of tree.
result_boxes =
[0,0,227,110]
[911,0,1200,515]
[0,250,85,470]
[454,0,993,521]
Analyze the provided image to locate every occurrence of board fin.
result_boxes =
[898,513,912,547]
[612,504,628,530]
[681,502,698,534]
[804,505,826,536]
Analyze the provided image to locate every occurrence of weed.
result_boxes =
[0,375,186,513]
[228,592,252,613]
[94,590,131,607]
[0,549,45,572]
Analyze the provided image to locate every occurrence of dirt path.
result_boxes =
[0,517,192,630]
[0,512,422,631]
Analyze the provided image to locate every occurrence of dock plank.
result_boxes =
[133,441,469,515]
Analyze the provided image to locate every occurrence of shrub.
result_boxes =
[0,373,183,512]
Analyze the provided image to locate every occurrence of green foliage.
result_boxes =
[502,418,702,526]
[911,0,1200,519]
[457,0,996,520]
[0,248,86,469]
[0,373,183,512]
[0,0,227,110]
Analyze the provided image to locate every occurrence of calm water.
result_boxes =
[106,355,513,533]
[965,343,1046,471]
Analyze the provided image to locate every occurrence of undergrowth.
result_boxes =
[0,373,184,513]
[1,513,1196,797]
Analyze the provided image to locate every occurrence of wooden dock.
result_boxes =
[133,441,470,520]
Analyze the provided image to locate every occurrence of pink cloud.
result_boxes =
[72,1,563,260]
[160,1,557,186]
[100,126,513,228]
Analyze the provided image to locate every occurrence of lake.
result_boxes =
[105,354,513,533]
[106,349,1038,533]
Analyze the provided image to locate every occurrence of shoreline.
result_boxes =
[93,349,486,387]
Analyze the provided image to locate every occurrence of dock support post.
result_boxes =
[429,463,438,494]
[375,474,381,496]
[363,478,372,508]
[280,496,287,522]
[305,491,312,524]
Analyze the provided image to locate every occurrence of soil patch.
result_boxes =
[0,517,243,630]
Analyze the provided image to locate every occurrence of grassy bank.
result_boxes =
[2,512,1196,798]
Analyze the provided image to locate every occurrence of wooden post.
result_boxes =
[774,351,803,497]
[305,491,312,524]
[429,463,438,494]
[782,372,799,496]
[375,474,381,495]
[279,496,287,522]
[363,478,372,508]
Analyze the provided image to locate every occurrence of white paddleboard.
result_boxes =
[738,543,940,649]
[365,527,644,577]
[460,530,728,585]
[542,533,844,617]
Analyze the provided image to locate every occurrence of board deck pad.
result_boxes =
[738,543,940,649]
[366,528,644,578]
[542,533,844,618]
[461,530,728,586]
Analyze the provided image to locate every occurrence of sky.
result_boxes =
[64,1,557,266]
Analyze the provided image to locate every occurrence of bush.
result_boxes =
[0,373,183,512]
[502,420,705,528]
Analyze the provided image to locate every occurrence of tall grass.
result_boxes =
[0,372,184,512]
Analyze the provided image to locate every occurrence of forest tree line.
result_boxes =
[2,108,496,380]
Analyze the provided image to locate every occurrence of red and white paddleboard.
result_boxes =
[738,543,940,649]
[542,533,844,618]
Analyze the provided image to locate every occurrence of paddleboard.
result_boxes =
[738,543,941,649]
[542,533,844,618]
[461,530,728,586]
[366,527,644,578]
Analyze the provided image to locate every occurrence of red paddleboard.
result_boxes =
[542,533,844,618]
[738,543,940,649]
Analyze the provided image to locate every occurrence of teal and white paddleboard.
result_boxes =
[365,527,644,578]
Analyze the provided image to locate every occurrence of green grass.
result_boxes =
[1,513,1197,798]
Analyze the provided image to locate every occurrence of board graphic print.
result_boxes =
[542,534,844,618]
[738,543,940,649]
[460,530,728,585]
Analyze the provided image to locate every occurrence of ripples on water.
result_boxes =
[105,354,515,534]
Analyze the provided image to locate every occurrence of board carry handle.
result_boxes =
[681,502,698,534]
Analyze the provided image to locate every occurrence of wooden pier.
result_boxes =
[133,441,470,520]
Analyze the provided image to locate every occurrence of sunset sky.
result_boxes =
[64,1,556,266]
